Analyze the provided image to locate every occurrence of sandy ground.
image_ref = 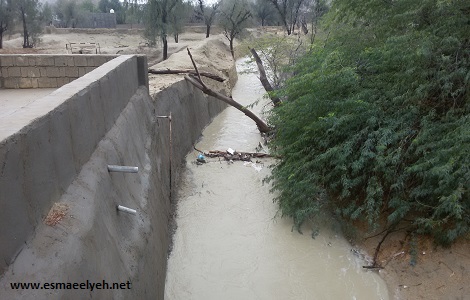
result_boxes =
[1,27,469,300]
[357,228,470,300]
[1,28,217,67]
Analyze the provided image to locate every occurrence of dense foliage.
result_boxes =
[268,0,469,245]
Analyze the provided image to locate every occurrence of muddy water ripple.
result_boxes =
[164,58,389,300]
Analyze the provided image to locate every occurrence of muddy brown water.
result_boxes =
[164,58,389,299]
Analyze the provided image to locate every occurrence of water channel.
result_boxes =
[164,58,389,299]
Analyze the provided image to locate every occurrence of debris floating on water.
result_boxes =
[196,153,206,164]
[197,149,272,161]
[243,161,263,172]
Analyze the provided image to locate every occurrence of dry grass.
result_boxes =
[44,203,69,226]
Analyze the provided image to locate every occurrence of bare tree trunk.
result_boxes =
[162,8,169,60]
[148,69,225,82]
[206,24,210,38]
[310,20,317,44]
[21,7,30,48]
[229,38,234,58]
[0,20,6,49]
[185,75,271,133]
[250,48,282,107]
[284,20,291,35]
[163,35,168,60]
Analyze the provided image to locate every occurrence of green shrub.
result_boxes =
[268,0,469,245]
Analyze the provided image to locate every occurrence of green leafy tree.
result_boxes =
[81,0,97,13]
[251,0,278,26]
[40,2,53,25]
[219,0,252,58]
[98,0,111,12]
[99,0,124,23]
[0,0,13,48]
[125,0,144,26]
[14,0,42,48]
[144,0,182,60]
[170,1,191,42]
[54,0,79,28]
[268,0,469,245]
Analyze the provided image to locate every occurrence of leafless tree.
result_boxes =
[265,0,306,35]
[219,0,252,58]
[251,0,277,26]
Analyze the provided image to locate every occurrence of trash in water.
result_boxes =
[243,161,262,172]
[196,153,206,164]
[227,148,235,155]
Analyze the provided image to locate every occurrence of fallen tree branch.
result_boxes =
[364,225,408,241]
[250,48,282,107]
[207,150,272,159]
[362,265,384,270]
[185,75,272,133]
[193,146,274,161]
[184,48,272,133]
[364,223,399,269]
[148,69,226,82]
[187,48,205,88]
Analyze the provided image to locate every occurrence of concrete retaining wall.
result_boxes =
[0,54,145,273]
[0,55,116,88]
[0,52,230,299]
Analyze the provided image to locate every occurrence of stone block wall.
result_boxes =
[0,54,117,89]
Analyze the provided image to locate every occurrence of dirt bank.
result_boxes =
[357,229,470,300]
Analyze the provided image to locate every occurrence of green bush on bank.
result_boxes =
[268,0,469,245]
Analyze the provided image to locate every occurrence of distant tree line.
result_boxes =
[143,0,328,60]
[1,0,326,51]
